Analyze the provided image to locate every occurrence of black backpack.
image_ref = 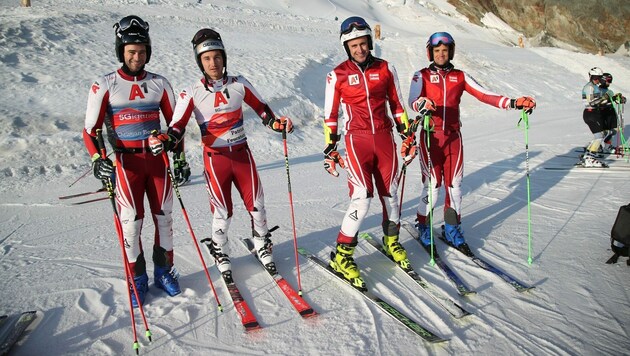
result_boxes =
[607,203,630,265]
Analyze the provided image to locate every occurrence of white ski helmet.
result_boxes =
[588,67,603,79]
[191,28,227,77]
[339,16,373,57]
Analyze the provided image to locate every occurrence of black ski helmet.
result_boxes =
[114,15,151,63]
[339,16,373,58]
[426,32,455,61]
[191,28,227,77]
[600,72,613,87]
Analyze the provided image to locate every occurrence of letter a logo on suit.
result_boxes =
[129,84,146,100]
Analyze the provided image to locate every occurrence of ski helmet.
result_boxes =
[191,28,227,77]
[600,72,613,86]
[339,16,373,57]
[426,32,455,61]
[588,67,603,80]
[114,15,151,63]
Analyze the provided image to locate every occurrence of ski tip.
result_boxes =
[299,309,318,318]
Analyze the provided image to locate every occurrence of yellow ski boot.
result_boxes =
[330,243,366,290]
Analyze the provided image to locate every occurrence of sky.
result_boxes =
[1,0,629,355]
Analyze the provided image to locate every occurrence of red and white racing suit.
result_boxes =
[170,75,277,246]
[408,63,511,223]
[83,68,176,275]
[324,56,407,244]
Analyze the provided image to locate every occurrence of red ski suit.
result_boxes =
[170,75,278,245]
[408,63,511,223]
[83,69,176,273]
[324,56,407,243]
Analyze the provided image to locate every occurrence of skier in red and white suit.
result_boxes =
[157,29,292,275]
[323,16,416,289]
[408,32,536,250]
[83,16,182,307]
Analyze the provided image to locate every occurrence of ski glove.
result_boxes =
[172,151,191,186]
[323,143,345,177]
[267,116,294,133]
[400,135,418,166]
[92,154,115,181]
[412,97,436,116]
[149,129,180,156]
[510,96,536,114]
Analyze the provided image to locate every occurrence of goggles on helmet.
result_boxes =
[115,16,149,33]
[427,32,454,47]
[340,16,371,37]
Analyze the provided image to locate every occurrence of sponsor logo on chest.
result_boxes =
[348,74,360,86]
[430,74,439,83]
[369,73,379,81]
[449,76,458,83]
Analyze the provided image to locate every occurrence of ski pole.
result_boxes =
[96,130,151,353]
[69,151,113,188]
[423,114,435,266]
[282,128,303,295]
[517,111,533,265]
[157,144,223,311]
[398,164,407,218]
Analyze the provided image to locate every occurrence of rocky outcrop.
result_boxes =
[447,0,629,55]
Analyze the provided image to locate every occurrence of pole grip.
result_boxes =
[96,129,107,159]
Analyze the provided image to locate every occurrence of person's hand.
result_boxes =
[400,135,417,166]
[613,93,627,104]
[92,154,115,181]
[323,143,345,177]
[172,151,191,186]
[412,97,435,116]
[149,129,179,155]
[511,96,536,114]
[268,116,294,133]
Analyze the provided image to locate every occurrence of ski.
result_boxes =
[242,238,317,318]
[0,311,37,355]
[58,187,107,200]
[298,247,447,343]
[201,239,260,331]
[544,165,630,171]
[401,222,476,297]
[359,233,472,319]
[437,226,535,293]
[70,196,110,205]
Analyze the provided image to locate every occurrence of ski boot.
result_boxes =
[382,235,411,270]
[154,265,181,297]
[578,152,608,168]
[415,222,438,256]
[207,239,232,275]
[129,273,149,308]
[443,223,473,257]
[253,232,276,274]
[330,243,366,290]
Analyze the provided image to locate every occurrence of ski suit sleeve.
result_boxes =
[386,63,408,129]
[463,72,511,109]
[408,70,425,109]
[238,75,278,126]
[160,78,182,151]
[83,75,110,158]
[323,70,341,144]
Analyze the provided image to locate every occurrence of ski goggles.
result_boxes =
[340,16,371,36]
[115,16,149,32]
[428,32,454,46]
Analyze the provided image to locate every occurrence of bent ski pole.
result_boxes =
[96,129,151,353]
[158,147,222,311]
[282,128,303,295]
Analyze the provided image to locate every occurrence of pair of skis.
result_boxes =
[401,221,534,294]
[202,237,316,331]
[58,188,108,205]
